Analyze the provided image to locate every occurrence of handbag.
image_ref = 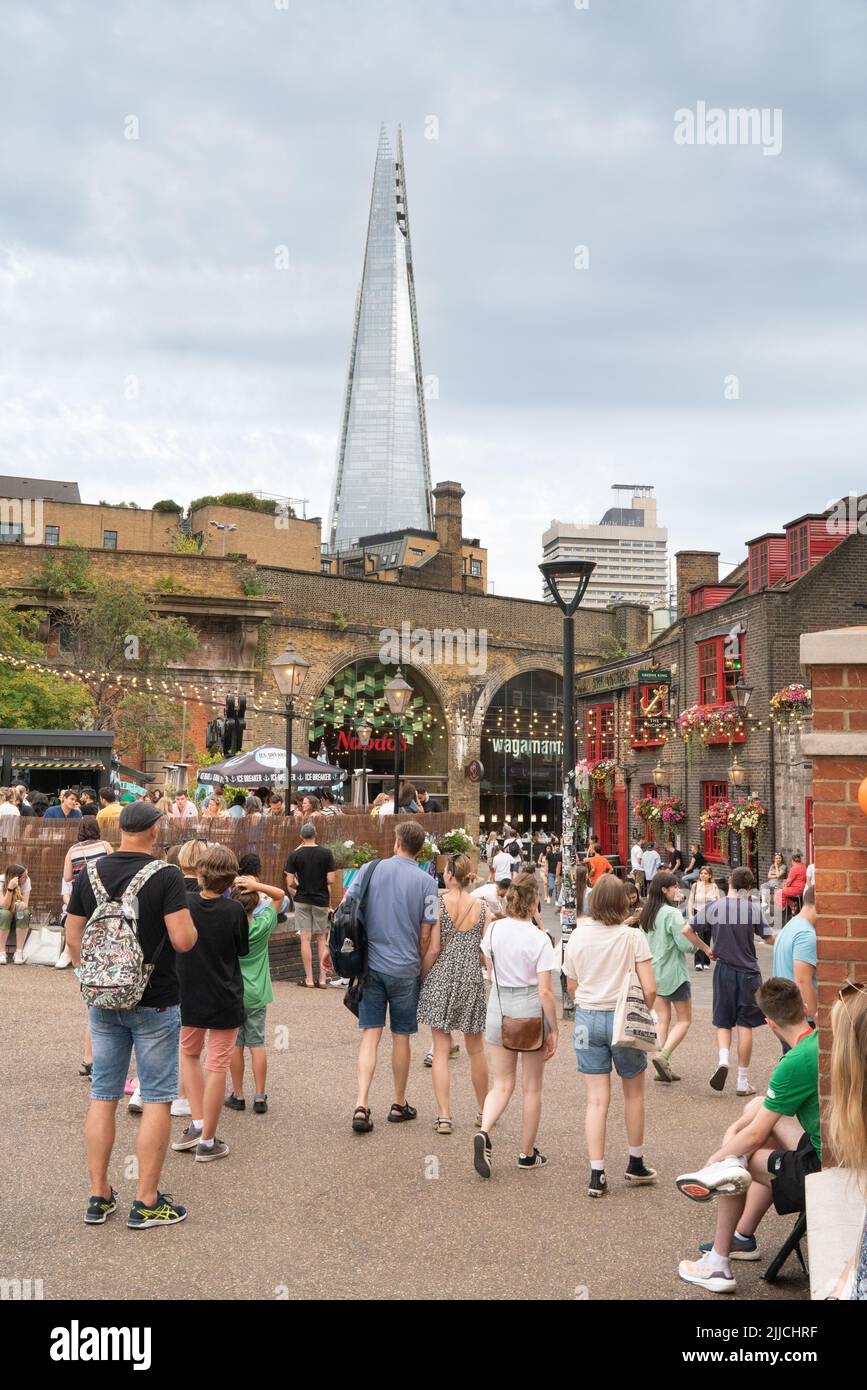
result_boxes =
[22,925,62,966]
[611,929,658,1051]
[489,923,544,1053]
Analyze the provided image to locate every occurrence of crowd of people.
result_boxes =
[3,782,864,1300]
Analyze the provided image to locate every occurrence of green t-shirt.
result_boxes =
[764,1028,821,1160]
[646,904,694,997]
[240,903,277,1010]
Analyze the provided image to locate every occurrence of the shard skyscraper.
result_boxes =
[328,125,433,551]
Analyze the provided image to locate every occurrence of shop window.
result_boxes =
[697,634,745,707]
[585,704,614,761]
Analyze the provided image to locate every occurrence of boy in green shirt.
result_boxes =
[675,977,820,1294]
[225,881,282,1114]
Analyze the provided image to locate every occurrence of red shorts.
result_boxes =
[180,1026,239,1072]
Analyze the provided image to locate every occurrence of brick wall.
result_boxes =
[800,628,867,1146]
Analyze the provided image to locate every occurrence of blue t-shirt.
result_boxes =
[347,855,438,978]
[773,914,817,996]
[43,805,82,820]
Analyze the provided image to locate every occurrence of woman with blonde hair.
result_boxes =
[829,982,867,1299]
[564,874,658,1198]
[688,863,722,971]
[474,871,558,1177]
[178,838,211,891]
[418,854,491,1135]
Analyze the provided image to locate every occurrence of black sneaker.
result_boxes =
[588,1169,608,1198]
[128,1192,188,1229]
[195,1137,229,1162]
[699,1233,760,1261]
[84,1187,117,1225]
[224,1092,245,1111]
[473,1130,492,1179]
[171,1123,203,1152]
[253,1095,268,1114]
[517,1148,548,1169]
[624,1156,657,1185]
[709,1063,729,1092]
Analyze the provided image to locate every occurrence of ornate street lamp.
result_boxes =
[728,753,748,787]
[357,719,373,807]
[730,679,753,713]
[652,760,668,788]
[384,667,413,813]
[271,640,310,814]
[539,558,596,1016]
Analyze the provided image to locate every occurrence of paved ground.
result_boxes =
[0,910,809,1302]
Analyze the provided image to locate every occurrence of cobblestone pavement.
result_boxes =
[0,916,808,1302]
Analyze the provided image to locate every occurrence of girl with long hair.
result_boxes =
[828,982,867,1299]
[639,872,712,1082]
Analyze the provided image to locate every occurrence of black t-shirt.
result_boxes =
[546,849,562,873]
[68,852,190,1008]
[178,894,249,1029]
[669,848,686,873]
[531,842,547,863]
[689,850,706,871]
[18,802,35,817]
[284,845,336,906]
[424,797,443,813]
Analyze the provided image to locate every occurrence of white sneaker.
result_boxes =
[676,1157,751,1202]
[329,977,348,989]
[128,1089,143,1114]
[13,950,24,964]
[55,947,73,969]
[0,953,6,964]
[678,1257,736,1294]
[171,1097,191,1117]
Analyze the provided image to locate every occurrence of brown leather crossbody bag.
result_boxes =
[490,923,545,1053]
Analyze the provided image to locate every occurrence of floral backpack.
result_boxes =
[78,859,169,1009]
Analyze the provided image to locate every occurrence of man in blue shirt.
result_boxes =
[772,886,817,1025]
[345,820,438,1134]
[43,788,82,820]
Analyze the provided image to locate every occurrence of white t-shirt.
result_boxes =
[171,802,199,819]
[481,917,556,987]
[0,803,20,817]
[563,919,651,1011]
[491,851,513,880]
[471,883,506,916]
[377,800,396,818]
[631,843,643,871]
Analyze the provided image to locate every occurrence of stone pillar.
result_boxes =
[800,628,867,1142]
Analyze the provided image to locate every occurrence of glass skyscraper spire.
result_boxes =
[328,125,433,550]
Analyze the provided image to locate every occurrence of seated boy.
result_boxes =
[675,976,820,1294]
[225,885,278,1114]
[172,844,249,1162]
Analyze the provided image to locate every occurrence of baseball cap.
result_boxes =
[119,800,164,832]
[299,822,316,839]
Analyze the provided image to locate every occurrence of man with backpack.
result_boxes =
[65,800,197,1230]
[340,821,439,1134]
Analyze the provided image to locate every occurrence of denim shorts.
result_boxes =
[358,969,420,1034]
[88,1004,181,1104]
[572,1006,647,1078]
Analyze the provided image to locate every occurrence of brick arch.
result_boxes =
[470,659,564,735]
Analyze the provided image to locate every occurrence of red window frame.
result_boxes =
[760,544,768,589]
[697,634,746,709]
[789,524,810,578]
[702,780,729,862]
[585,704,615,761]
[749,548,759,591]
[630,685,668,747]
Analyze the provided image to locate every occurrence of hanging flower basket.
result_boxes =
[589,757,617,799]
[728,796,769,858]
[633,795,661,825]
[658,795,686,826]
[699,799,736,833]
[769,683,811,729]
[574,759,595,809]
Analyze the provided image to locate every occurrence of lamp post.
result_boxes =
[384,668,413,814]
[271,640,310,815]
[539,559,595,1015]
[357,719,373,807]
[209,519,238,557]
[728,678,753,864]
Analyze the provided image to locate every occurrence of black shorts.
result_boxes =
[711,960,765,1029]
[767,1130,821,1215]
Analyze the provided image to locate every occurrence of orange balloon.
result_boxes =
[859,777,867,818]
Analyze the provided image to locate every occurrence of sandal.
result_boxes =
[351,1106,373,1133]
[387,1101,418,1123]
[79,1061,93,1078]
[434,1116,453,1135]
[296,980,315,989]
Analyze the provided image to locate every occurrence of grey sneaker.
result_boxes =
[171,1123,203,1152]
[195,1137,229,1163]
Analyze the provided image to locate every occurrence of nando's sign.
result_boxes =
[335,729,408,753]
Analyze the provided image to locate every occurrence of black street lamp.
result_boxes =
[271,640,310,815]
[356,719,373,807]
[384,667,413,814]
[730,679,753,715]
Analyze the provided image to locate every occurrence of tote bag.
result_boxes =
[611,930,657,1051]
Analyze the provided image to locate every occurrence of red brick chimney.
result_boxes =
[675,550,719,617]
[432,481,465,590]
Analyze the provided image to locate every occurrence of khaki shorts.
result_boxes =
[295,902,330,935]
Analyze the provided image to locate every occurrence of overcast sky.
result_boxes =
[2,0,866,599]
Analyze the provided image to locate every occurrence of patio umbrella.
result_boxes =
[196,745,346,793]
